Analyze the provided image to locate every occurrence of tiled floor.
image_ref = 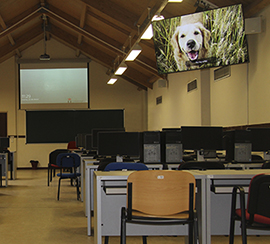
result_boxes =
[0,169,269,244]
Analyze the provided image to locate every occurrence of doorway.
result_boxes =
[0,112,7,137]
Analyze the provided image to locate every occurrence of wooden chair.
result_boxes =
[120,170,197,244]
[229,173,270,244]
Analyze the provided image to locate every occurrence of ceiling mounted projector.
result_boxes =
[40,53,50,61]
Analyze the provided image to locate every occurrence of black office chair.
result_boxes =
[120,170,198,244]
[178,160,225,170]
[56,153,81,200]
[229,173,270,244]
[47,149,70,186]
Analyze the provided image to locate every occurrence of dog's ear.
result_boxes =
[171,27,183,55]
[198,24,211,50]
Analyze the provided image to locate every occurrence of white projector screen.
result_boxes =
[19,62,89,109]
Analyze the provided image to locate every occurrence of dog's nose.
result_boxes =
[187,40,196,49]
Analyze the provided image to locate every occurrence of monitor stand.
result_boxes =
[116,155,123,162]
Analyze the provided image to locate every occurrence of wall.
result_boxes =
[0,38,147,168]
[147,5,270,131]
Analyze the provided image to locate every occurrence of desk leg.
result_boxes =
[86,167,91,236]
[94,175,102,244]
[205,177,211,244]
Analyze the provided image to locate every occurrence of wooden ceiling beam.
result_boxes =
[0,7,42,39]
[243,0,270,18]
[79,0,138,30]
[50,24,114,68]
[0,25,42,59]
[76,3,87,57]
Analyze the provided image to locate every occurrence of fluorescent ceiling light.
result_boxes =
[141,15,165,40]
[107,76,118,85]
[125,44,142,61]
[168,0,183,2]
[115,63,127,75]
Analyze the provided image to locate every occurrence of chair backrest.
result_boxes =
[67,141,78,150]
[49,149,70,165]
[127,170,195,216]
[56,153,81,168]
[178,161,225,170]
[104,162,148,171]
[247,174,270,218]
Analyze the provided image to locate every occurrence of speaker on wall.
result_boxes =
[245,17,261,34]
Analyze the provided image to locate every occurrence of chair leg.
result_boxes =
[47,166,50,186]
[76,178,80,200]
[57,178,61,200]
[229,189,237,244]
[142,236,147,244]
[104,236,109,244]
[120,207,126,244]
[194,214,199,244]
[239,190,247,244]
[188,222,194,244]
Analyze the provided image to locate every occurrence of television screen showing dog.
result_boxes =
[152,4,249,74]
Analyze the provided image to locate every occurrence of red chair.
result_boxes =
[229,174,270,244]
[67,141,78,150]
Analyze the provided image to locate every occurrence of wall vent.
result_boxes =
[187,79,197,92]
[214,66,231,81]
[156,96,162,105]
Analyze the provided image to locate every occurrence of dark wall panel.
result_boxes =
[26,109,124,143]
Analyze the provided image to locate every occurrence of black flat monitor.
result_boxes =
[76,133,87,148]
[0,137,9,152]
[85,134,93,151]
[181,126,223,151]
[248,128,270,152]
[97,132,141,158]
[92,127,125,150]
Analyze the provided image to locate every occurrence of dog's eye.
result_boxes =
[194,31,200,35]
[180,34,185,38]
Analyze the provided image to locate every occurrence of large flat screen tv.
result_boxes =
[152,4,249,74]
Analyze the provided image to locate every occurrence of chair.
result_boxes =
[178,160,225,170]
[67,141,78,150]
[229,174,270,244]
[56,153,81,200]
[120,170,197,244]
[103,162,149,244]
[47,149,70,186]
[104,162,148,171]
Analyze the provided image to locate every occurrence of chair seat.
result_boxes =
[131,210,190,219]
[236,209,270,225]
[50,164,60,168]
[57,173,81,178]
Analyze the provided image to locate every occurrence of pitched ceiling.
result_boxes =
[0,0,269,90]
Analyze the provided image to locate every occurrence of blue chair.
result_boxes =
[104,162,148,171]
[56,153,81,200]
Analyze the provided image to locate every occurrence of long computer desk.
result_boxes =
[93,170,207,244]
[84,159,163,236]
[93,169,270,244]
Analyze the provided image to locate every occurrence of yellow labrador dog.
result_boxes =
[171,22,211,70]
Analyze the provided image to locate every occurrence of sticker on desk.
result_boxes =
[157,175,164,179]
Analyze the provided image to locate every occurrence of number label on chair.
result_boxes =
[157,175,164,179]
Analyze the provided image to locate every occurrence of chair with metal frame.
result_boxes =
[47,149,70,186]
[229,173,270,244]
[120,170,197,244]
[56,153,81,200]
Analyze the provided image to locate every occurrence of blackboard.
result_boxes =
[26,109,124,143]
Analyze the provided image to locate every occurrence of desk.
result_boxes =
[93,170,207,244]
[85,161,164,236]
[193,169,270,240]
[0,153,8,187]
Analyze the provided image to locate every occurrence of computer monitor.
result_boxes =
[248,127,270,152]
[181,126,223,151]
[84,134,93,151]
[91,127,125,150]
[76,133,86,148]
[97,132,141,159]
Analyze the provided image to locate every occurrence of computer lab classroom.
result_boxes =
[1,1,270,244]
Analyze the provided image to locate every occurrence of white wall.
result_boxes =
[0,38,147,168]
